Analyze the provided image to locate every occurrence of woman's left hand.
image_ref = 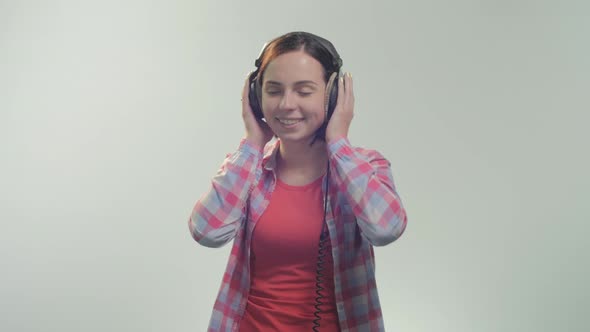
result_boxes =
[326,72,354,143]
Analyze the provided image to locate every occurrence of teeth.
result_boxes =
[278,119,302,125]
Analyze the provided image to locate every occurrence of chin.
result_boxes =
[277,132,319,144]
[270,121,323,144]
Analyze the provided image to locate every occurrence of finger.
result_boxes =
[335,74,345,109]
[346,72,353,93]
[242,75,256,119]
[340,72,352,107]
[346,72,354,104]
[242,76,250,106]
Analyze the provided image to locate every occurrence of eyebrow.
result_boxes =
[265,80,319,87]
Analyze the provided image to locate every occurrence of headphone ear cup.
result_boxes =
[312,72,339,143]
[326,72,340,120]
[248,71,263,119]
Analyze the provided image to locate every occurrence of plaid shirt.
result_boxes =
[189,137,407,331]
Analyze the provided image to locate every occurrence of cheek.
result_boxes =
[260,97,275,117]
[307,96,327,117]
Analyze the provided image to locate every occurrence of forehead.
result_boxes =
[263,50,324,84]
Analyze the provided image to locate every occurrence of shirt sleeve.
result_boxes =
[188,138,263,248]
[327,137,408,246]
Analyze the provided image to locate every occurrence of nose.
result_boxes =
[279,90,296,110]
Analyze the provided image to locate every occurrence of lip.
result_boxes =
[276,117,304,128]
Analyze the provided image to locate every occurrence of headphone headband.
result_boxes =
[254,42,270,68]
[253,32,342,71]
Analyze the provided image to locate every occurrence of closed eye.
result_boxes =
[265,90,282,96]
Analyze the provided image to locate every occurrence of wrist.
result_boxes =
[326,134,347,145]
[244,136,266,151]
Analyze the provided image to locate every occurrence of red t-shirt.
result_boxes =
[239,176,340,331]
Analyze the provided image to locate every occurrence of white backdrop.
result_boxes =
[1,1,588,331]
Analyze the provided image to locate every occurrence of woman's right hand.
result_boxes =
[242,75,274,149]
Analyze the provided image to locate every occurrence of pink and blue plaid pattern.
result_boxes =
[189,137,407,331]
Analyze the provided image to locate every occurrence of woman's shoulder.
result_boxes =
[339,139,390,164]
[329,137,387,160]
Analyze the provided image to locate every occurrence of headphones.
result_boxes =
[247,32,343,132]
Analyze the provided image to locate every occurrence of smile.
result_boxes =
[277,118,304,125]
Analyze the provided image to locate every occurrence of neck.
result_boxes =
[277,138,328,176]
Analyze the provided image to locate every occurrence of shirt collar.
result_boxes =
[262,138,280,171]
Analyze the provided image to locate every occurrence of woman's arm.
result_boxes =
[188,139,263,248]
[328,137,407,246]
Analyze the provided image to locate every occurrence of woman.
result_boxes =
[189,31,407,332]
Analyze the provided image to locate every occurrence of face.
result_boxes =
[261,50,327,143]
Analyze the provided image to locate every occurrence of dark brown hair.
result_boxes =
[255,31,342,83]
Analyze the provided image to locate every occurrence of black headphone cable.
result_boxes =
[312,161,331,331]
